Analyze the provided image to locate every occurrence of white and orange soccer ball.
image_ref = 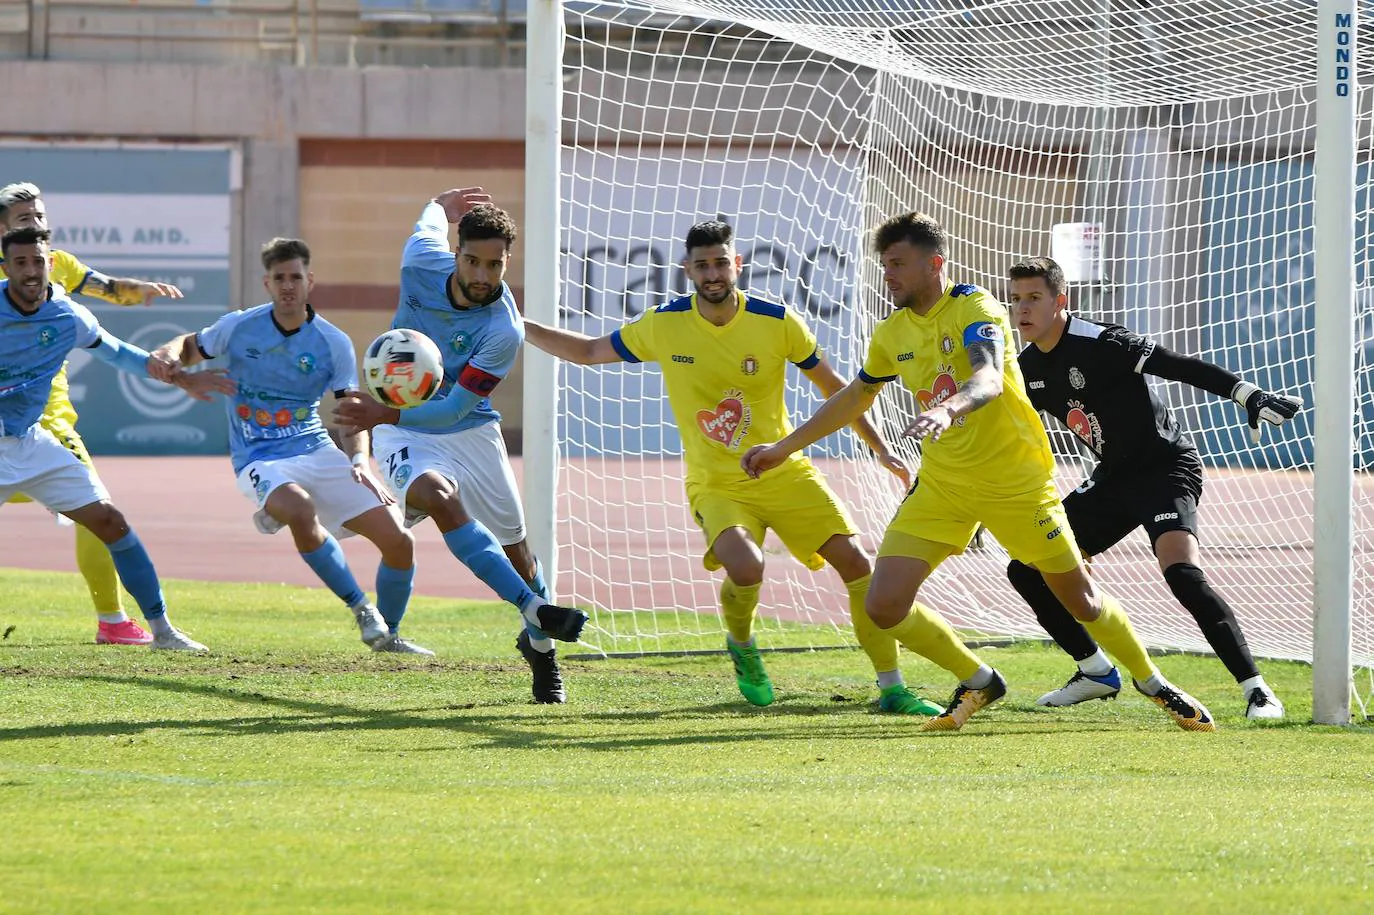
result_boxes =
[362,328,444,408]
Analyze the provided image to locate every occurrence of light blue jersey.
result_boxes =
[391,203,522,436]
[196,303,357,473]
[0,282,102,436]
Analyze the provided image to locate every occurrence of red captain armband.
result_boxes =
[458,363,503,396]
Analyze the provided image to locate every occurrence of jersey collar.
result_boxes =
[446,276,504,311]
[271,303,315,337]
[1037,312,1074,354]
[2,281,53,316]
[690,289,746,332]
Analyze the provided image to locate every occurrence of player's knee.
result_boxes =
[1060,587,1102,622]
[864,595,904,630]
[425,492,471,533]
[1042,566,1102,622]
[864,581,912,629]
[1162,561,1207,600]
[380,526,415,568]
[724,556,764,588]
[266,486,317,528]
[82,502,129,543]
[824,537,872,582]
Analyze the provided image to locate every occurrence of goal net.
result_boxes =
[547,0,1372,700]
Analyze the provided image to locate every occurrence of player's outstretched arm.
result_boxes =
[905,337,1003,442]
[523,319,624,365]
[1229,382,1303,442]
[801,358,909,487]
[148,331,208,382]
[743,377,883,478]
[87,331,234,401]
[1140,342,1302,443]
[78,267,183,307]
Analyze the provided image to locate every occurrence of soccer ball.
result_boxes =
[362,328,444,408]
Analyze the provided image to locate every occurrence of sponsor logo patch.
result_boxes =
[696,389,752,449]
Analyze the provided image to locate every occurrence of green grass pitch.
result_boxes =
[1,568,1371,914]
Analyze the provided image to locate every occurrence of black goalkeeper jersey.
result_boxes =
[1017,314,1196,479]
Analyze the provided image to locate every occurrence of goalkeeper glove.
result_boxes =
[1231,382,1303,443]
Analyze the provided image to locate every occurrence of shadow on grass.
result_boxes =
[0,673,1165,754]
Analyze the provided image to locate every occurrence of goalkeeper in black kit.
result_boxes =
[1006,257,1301,720]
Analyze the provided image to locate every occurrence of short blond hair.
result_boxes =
[0,182,42,219]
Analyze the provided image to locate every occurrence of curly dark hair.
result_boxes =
[260,237,311,271]
[458,204,518,248]
[872,212,949,257]
[1,225,50,256]
[1008,256,1066,297]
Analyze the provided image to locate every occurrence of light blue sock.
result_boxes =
[376,562,415,635]
[106,531,166,621]
[300,535,366,608]
[525,557,551,645]
[442,521,536,611]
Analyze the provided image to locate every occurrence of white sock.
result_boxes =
[1137,672,1165,696]
[876,670,904,689]
[1078,649,1113,677]
[520,595,547,628]
[146,614,174,638]
[961,664,995,690]
[1239,675,1270,696]
[527,632,554,653]
[97,611,129,625]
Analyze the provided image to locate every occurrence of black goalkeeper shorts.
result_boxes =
[1062,451,1204,558]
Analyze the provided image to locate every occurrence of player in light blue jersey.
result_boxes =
[152,238,420,652]
[336,188,589,703]
[0,226,232,650]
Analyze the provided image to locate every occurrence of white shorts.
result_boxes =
[235,446,390,539]
[0,425,108,512]
[373,421,526,546]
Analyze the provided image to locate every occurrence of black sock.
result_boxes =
[1163,562,1260,683]
[1007,559,1099,662]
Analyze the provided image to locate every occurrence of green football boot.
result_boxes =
[726,639,775,707]
[877,683,942,716]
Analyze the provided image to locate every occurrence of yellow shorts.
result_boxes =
[879,474,1082,574]
[7,365,91,505]
[689,461,857,572]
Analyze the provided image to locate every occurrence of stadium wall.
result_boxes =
[0,59,531,449]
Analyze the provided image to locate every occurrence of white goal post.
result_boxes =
[524,0,1368,723]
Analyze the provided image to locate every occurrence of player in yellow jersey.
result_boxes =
[744,212,1217,732]
[523,220,942,713]
[0,182,184,645]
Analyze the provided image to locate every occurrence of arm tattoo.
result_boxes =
[965,338,1002,375]
[947,339,1004,415]
[81,270,143,306]
[85,269,119,300]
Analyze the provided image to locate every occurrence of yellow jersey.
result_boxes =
[612,290,821,488]
[0,249,93,298]
[860,282,1054,494]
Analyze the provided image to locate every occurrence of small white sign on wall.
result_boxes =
[1051,221,1105,283]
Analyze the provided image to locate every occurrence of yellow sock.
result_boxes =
[845,574,899,674]
[883,601,981,681]
[720,578,762,644]
[75,524,124,619]
[1081,594,1157,682]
